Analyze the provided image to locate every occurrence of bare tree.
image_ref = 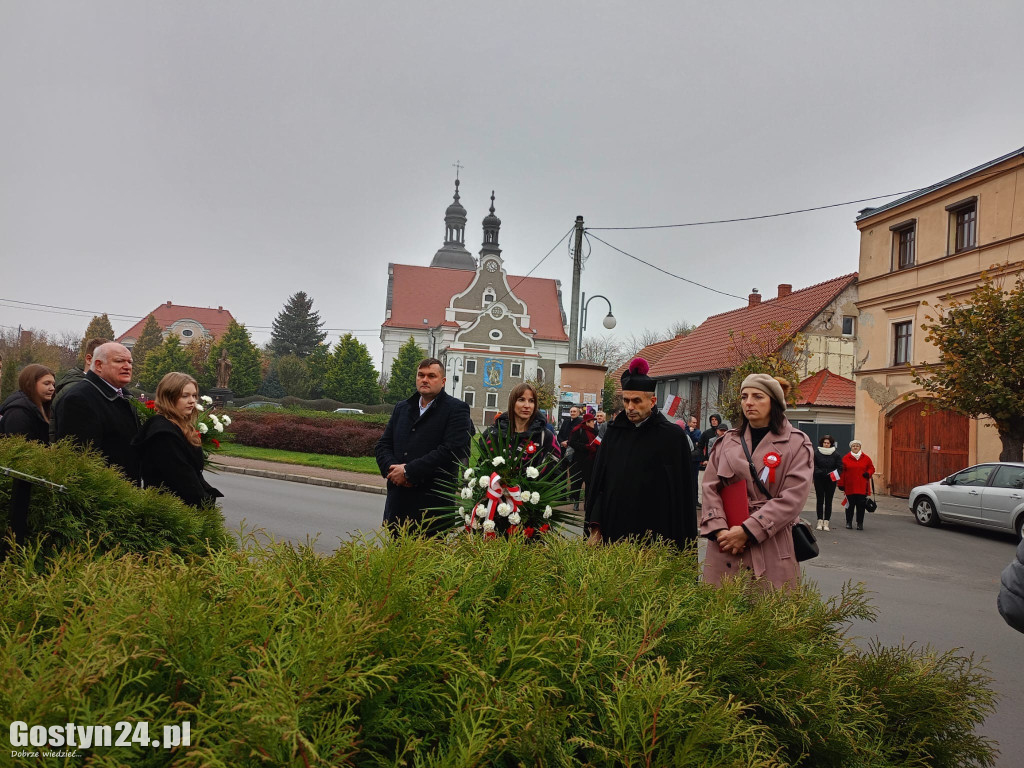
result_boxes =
[579,334,626,369]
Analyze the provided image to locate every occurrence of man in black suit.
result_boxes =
[375,357,473,530]
[53,342,142,484]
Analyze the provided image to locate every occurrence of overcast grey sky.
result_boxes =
[2,1,1023,368]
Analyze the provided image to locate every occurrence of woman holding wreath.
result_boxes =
[482,382,560,469]
[699,374,814,589]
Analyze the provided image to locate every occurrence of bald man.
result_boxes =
[54,342,142,483]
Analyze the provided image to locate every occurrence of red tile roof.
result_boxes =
[796,369,855,408]
[118,302,236,342]
[384,264,568,341]
[649,273,857,377]
[610,336,681,397]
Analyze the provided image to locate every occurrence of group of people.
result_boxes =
[812,436,876,531]
[0,339,221,526]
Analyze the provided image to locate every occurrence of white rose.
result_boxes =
[214,423,224,433]
[483,520,495,532]
[525,466,540,479]
[201,395,213,404]
[198,422,208,434]
[492,456,505,466]
[475,505,488,519]
[463,468,475,480]
[531,492,541,504]
[543,506,553,519]
[220,415,231,426]
[478,476,489,488]
[508,512,521,526]
[195,403,205,412]
[497,503,511,517]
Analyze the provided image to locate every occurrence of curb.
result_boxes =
[216,464,387,495]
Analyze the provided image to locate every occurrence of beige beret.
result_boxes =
[740,373,787,411]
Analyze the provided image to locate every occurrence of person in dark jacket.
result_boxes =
[998,538,1024,633]
[568,411,600,510]
[695,413,722,468]
[557,406,582,450]
[375,358,473,531]
[1,364,55,444]
[585,358,697,549]
[49,336,109,442]
[812,434,843,531]
[482,383,561,468]
[133,372,222,507]
[53,342,141,483]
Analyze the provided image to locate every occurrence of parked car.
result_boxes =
[239,401,284,410]
[333,408,364,414]
[909,462,1024,539]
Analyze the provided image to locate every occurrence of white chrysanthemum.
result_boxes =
[460,487,473,499]
[492,456,505,466]
[475,505,488,519]
[497,503,511,517]
[483,520,495,532]
[508,512,521,526]
[525,466,540,479]
[200,395,213,404]
[464,514,472,525]
[478,476,489,488]
[463,468,475,480]
[195,403,205,412]
[198,422,208,434]
[531,491,541,504]
[209,414,221,425]
[220,415,231,426]
[543,505,553,519]
[213,423,224,433]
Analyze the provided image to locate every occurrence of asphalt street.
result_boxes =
[217,473,1022,765]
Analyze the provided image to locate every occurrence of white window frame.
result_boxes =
[465,359,477,375]
[842,315,856,336]
[485,391,498,408]
[891,319,913,366]
[510,361,521,378]
[463,391,475,407]
[181,328,194,338]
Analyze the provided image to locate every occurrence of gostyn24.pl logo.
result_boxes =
[9,720,191,754]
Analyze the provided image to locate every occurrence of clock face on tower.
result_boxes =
[485,260,498,272]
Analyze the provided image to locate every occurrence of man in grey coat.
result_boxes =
[997,538,1024,633]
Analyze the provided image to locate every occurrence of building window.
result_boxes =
[842,315,856,336]
[893,321,912,366]
[465,359,477,375]
[535,367,545,383]
[463,391,475,408]
[485,391,498,408]
[483,289,495,306]
[489,329,502,341]
[181,328,194,338]
[892,223,916,269]
[948,199,977,253]
[510,362,521,377]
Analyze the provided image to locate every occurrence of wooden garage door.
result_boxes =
[888,404,969,497]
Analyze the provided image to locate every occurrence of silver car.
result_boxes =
[909,462,1024,540]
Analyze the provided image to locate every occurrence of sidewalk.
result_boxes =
[213,455,910,517]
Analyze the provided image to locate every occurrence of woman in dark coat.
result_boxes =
[482,383,560,470]
[133,372,222,508]
[837,438,874,530]
[567,411,599,510]
[812,434,843,531]
[0,364,56,444]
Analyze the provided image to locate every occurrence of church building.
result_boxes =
[380,178,570,427]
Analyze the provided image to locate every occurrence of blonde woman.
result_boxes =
[133,372,222,507]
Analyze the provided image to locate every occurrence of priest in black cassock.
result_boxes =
[584,357,697,548]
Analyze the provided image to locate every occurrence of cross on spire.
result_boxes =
[452,160,464,180]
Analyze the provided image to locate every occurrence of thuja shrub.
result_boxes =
[230,413,385,457]
[0,436,230,558]
[0,533,997,767]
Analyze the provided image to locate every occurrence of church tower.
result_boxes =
[479,191,502,260]
[429,178,476,270]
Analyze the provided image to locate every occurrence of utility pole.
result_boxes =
[567,216,584,360]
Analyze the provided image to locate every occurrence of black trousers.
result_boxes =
[846,494,868,526]
[813,475,837,520]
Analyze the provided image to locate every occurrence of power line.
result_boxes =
[492,225,576,308]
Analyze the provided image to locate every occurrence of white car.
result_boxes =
[333,408,364,414]
[909,462,1024,540]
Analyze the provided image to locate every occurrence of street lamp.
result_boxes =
[577,292,616,360]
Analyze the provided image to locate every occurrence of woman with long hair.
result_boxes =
[483,382,560,467]
[812,434,843,531]
[133,372,222,507]
[699,374,814,589]
[0,364,56,444]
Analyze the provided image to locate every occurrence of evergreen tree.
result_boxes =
[277,355,311,398]
[305,344,330,399]
[258,365,286,398]
[205,320,263,397]
[386,336,426,402]
[78,314,116,367]
[270,291,327,358]
[130,315,164,374]
[139,334,196,391]
[324,334,381,404]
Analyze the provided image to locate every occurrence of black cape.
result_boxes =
[584,407,697,548]
[0,391,50,444]
[133,414,223,508]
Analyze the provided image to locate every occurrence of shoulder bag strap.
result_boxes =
[739,427,773,500]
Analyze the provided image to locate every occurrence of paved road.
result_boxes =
[217,473,1021,765]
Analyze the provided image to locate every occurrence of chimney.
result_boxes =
[777,284,792,298]
[748,289,761,307]
[218,306,223,311]
[166,300,172,306]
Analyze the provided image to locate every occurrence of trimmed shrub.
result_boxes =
[228,394,393,414]
[229,412,385,457]
[0,535,996,766]
[0,437,230,558]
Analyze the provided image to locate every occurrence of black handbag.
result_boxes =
[741,429,819,562]
[864,477,878,513]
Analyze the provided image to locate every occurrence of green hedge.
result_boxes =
[0,436,230,558]
[228,394,394,414]
[0,532,996,767]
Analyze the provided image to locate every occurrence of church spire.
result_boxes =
[479,190,502,259]
[430,174,476,270]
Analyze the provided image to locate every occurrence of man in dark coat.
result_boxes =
[375,357,473,530]
[49,336,110,442]
[584,357,697,548]
[53,342,141,483]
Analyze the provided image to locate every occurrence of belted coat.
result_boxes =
[699,418,813,589]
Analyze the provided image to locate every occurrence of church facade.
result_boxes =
[380,179,570,427]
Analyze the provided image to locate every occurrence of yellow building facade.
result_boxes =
[854,146,1024,496]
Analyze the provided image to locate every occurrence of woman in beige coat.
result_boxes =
[700,374,814,589]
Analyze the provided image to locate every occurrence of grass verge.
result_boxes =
[214,441,379,474]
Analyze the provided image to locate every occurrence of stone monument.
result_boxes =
[208,349,233,406]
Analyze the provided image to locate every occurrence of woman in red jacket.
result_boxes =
[838,438,875,530]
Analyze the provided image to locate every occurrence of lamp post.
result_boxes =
[577,292,616,360]
[445,356,464,399]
